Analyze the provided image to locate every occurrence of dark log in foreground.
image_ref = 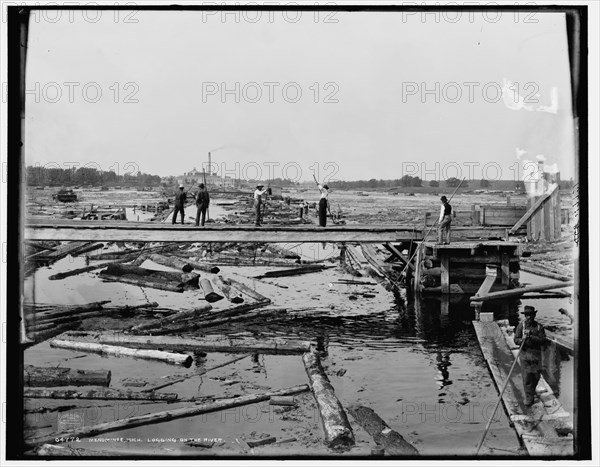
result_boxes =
[24,387,178,401]
[49,339,193,366]
[24,366,111,387]
[26,384,310,447]
[130,304,213,333]
[302,350,355,448]
[200,278,224,303]
[169,253,221,274]
[256,264,326,279]
[347,405,419,455]
[213,275,244,303]
[142,354,251,392]
[71,332,312,354]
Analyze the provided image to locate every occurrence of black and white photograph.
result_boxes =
[1,1,596,463]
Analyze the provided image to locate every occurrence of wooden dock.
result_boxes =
[414,241,520,295]
[24,219,514,244]
[473,319,573,456]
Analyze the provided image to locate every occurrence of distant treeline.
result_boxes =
[328,176,575,191]
[26,166,161,187]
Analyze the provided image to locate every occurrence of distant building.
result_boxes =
[181,167,236,188]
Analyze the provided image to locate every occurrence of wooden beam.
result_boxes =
[509,184,558,234]
[383,243,414,270]
[25,219,422,243]
[471,280,574,303]
[440,254,450,294]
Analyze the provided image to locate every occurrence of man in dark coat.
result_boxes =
[195,183,210,227]
[172,184,186,225]
[513,305,547,406]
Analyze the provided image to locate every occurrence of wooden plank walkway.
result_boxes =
[25,219,518,244]
[473,320,573,456]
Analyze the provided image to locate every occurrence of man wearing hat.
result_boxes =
[253,184,268,227]
[172,184,187,225]
[317,183,330,227]
[437,195,452,244]
[514,306,547,406]
[195,183,210,227]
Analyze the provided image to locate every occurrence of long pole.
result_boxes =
[204,154,209,222]
[393,177,466,286]
[475,337,526,455]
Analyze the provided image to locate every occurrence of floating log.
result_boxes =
[25,301,111,320]
[347,405,419,455]
[24,387,178,401]
[302,350,355,448]
[256,264,327,279]
[26,384,310,447]
[197,308,284,329]
[470,280,574,303]
[27,322,82,342]
[36,444,113,457]
[519,263,572,282]
[130,304,213,333]
[246,436,277,447]
[101,274,184,292]
[147,253,194,272]
[169,254,221,274]
[24,366,111,388]
[225,277,271,303]
[48,262,118,281]
[73,332,312,355]
[142,354,251,392]
[213,275,244,303]
[49,339,193,366]
[270,396,296,406]
[145,301,271,335]
[200,278,224,303]
[70,242,105,256]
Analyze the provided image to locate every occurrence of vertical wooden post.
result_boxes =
[440,253,450,294]
[440,295,450,315]
[471,204,476,225]
[414,244,422,294]
[339,243,346,265]
[500,252,510,288]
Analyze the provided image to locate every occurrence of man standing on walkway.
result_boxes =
[195,183,210,227]
[437,195,452,244]
[253,184,268,227]
[317,182,330,227]
[513,306,547,407]
[172,184,186,225]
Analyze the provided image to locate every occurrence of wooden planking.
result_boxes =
[509,184,558,234]
[25,219,522,243]
[473,321,572,456]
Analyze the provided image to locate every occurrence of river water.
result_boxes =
[22,193,576,457]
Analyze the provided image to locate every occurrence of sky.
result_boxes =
[23,8,577,183]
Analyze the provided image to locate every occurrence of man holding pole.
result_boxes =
[437,195,452,245]
[513,306,547,406]
[253,184,268,227]
[195,183,210,227]
[172,184,186,225]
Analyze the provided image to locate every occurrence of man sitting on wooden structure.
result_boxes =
[437,195,452,245]
[513,305,547,406]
